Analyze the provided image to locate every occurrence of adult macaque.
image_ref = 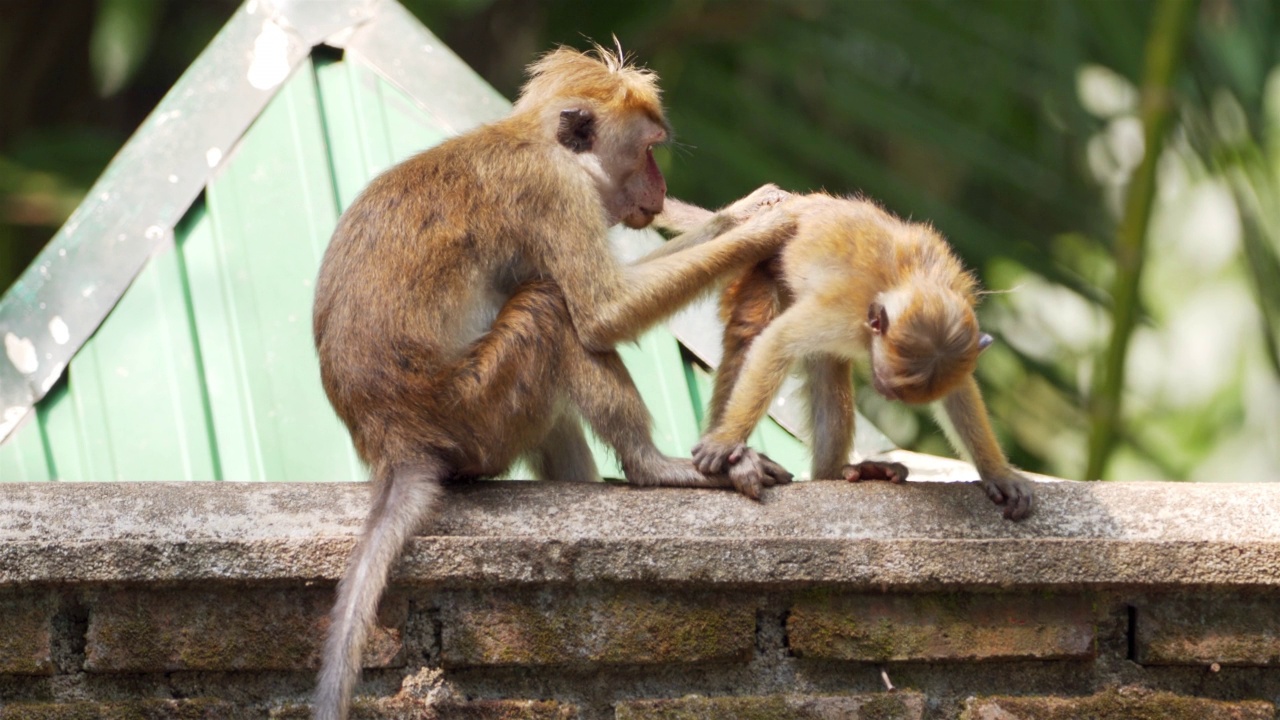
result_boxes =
[310,46,795,720]
[655,194,1034,520]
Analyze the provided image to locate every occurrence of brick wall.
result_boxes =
[0,474,1277,719]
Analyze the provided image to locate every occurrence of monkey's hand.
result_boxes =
[842,460,909,484]
[721,184,793,225]
[692,438,793,500]
[979,469,1034,521]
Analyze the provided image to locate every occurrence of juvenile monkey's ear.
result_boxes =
[557,108,595,153]
[867,302,889,336]
[978,333,994,352]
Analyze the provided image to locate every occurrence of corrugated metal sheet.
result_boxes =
[0,48,812,482]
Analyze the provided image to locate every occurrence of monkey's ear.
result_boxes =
[557,108,595,153]
[978,333,994,352]
[867,302,889,336]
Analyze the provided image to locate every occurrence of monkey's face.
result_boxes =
[562,105,667,229]
[866,291,988,405]
[606,113,669,229]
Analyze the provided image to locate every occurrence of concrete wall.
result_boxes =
[1,463,1278,719]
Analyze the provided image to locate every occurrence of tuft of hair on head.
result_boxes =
[514,40,665,121]
[883,286,981,404]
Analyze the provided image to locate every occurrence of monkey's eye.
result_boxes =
[867,303,889,335]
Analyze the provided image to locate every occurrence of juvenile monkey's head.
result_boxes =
[865,285,992,405]
[516,43,670,228]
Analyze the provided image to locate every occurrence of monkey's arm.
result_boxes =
[642,187,792,262]
[563,207,796,351]
[940,376,1034,520]
[635,210,735,263]
[693,303,812,473]
[653,197,716,235]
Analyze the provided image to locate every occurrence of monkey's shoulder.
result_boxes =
[394,128,595,214]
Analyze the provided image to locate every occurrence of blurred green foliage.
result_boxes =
[1,0,1276,481]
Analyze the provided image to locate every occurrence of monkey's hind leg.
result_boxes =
[708,259,783,430]
[437,280,581,475]
[526,407,600,483]
[686,260,793,498]
[803,355,855,480]
[798,355,910,484]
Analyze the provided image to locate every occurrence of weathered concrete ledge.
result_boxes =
[2,465,1277,589]
[3,463,1279,719]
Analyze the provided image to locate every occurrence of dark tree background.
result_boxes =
[2,0,1277,481]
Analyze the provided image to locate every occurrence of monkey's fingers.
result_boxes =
[726,449,774,501]
[842,461,909,484]
[727,467,762,501]
[1003,484,1033,521]
[751,185,792,211]
[691,439,737,475]
[724,184,792,224]
[980,473,1034,521]
[756,452,794,486]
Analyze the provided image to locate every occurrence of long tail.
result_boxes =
[314,458,446,720]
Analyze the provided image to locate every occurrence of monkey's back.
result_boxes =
[777,194,974,305]
[311,120,601,456]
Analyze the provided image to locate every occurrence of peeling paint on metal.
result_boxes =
[49,316,69,345]
[154,109,183,126]
[40,363,65,393]
[0,406,28,440]
[5,333,38,375]
[248,19,291,90]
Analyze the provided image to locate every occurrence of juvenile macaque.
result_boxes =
[656,194,1033,520]
[310,46,795,720]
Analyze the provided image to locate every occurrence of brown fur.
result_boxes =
[655,193,1033,520]
[311,47,796,720]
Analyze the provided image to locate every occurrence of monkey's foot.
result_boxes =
[980,471,1034,521]
[842,460,909,484]
[725,447,792,500]
[692,439,792,500]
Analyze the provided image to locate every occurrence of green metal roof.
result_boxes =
[0,0,888,482]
